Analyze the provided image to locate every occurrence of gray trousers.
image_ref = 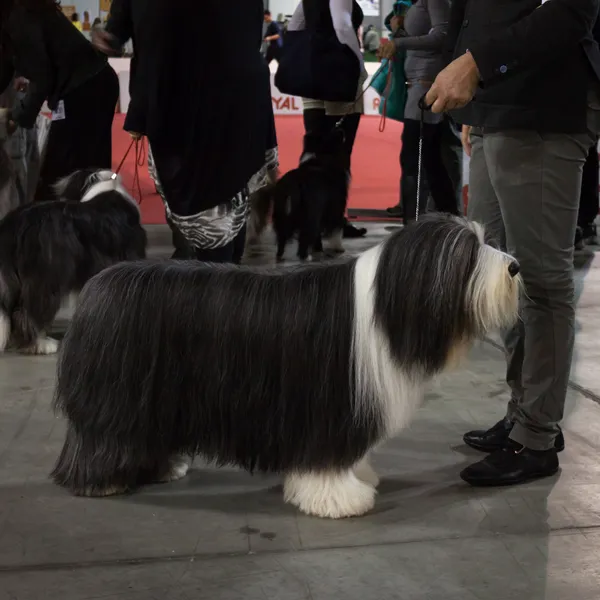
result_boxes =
[468,127,594,450]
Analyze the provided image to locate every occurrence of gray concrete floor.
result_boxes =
[2,224,600,600]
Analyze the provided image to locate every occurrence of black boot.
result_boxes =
[464,417,565,453]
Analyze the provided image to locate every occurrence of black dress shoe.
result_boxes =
[343,221,367,238]
[463,418,565,453]
[460,441,559,487]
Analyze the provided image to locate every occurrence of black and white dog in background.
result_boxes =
[0,169,147,355]
[251,128,348,261]
[52,215,522,518]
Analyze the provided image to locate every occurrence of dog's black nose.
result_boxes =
[508,261,520,278]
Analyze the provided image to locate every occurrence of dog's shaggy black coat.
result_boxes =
[271,129,348,260]
[0,172,147,349]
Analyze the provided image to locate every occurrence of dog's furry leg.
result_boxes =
[155,454,193,483]
[12,284,61,355]
[52,422,144,496]
[283,470,376,519]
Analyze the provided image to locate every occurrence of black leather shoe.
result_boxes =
[460,441,559,487]
[463,418,565,453]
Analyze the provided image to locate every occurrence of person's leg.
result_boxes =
[441,117,463,215]
[578,139,599,240]
[399,118,426,224]
[462,129,526,452]
[492,130,591,449]
[421,122,460,216]
[461,128,592,486]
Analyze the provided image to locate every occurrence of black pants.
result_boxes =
[400,118,458,222]
[579,139,599,228]
[36,65,119,200]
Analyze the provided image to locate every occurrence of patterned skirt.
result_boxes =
[147,145,279,251]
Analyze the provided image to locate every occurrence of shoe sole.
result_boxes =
[460,466,560,487]
[464,439,565,454]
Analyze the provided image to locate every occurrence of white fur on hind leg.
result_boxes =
[353,457,380,488]
[21,336,59,355]
[157,454,192,483]
[283,470,376,519]
[0,311,9,352]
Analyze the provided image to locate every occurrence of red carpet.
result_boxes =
[111,114,404,225]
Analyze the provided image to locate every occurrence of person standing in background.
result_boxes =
[0,0,119,200]
[288,0,368,239]
[264,10,283,65]
[94,0,278,264]
[426,0,600,486]
[379,0,458,224]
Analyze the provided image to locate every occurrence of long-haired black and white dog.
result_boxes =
[0,169,147,355]
[251,128,348,261]
[52,215,521,518]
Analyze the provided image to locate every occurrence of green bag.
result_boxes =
[371,51,407,123]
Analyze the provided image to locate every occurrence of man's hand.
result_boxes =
[92,29,120,55]
[128,131,143,140]
[377,39,396,60]
[461,125,472,157]
[425,52,480,114]
[7,120,17,136]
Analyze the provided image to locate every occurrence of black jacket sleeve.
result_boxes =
[468,0,600,83]
[11,10,54,128]
[444,0,467,64]
[105,0,133,45]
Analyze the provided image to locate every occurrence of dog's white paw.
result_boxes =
[157,454,192,483]
[20,337,59,355]
[284,470,376,519]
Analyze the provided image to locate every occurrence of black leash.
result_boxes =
[416,96,432,221]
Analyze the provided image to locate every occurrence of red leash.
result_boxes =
[113,136,146,204]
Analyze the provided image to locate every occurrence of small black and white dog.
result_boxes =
[265,128,349,261]
[0,169,147,355]
[51,215,522,518]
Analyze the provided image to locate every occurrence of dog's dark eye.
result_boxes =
[484,232,501,249]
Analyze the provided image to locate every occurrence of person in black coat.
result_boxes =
[0,0,119,200]
[426,0,600,487]
[94,0,278,264]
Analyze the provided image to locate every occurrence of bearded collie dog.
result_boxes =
[51,215,521,518]
[250,128,348,261]
[0,169,147,356]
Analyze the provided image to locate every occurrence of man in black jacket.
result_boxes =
[425,0,600,487]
